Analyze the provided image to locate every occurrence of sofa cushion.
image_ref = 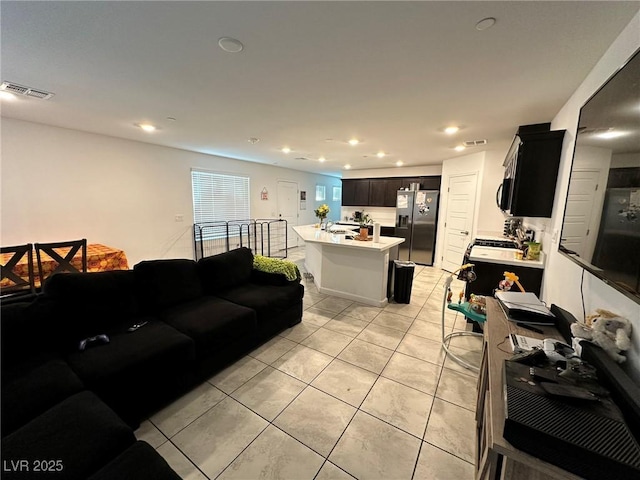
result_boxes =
[88,441,181,480]
[1,300,56,366]
[134,259,203,310]
[1,355,84,437]
[1,391,135,480]
[66,320,195,384]
[44,270,137,314]
[65,320,195,423]
[43,270,139,341]
[161,296,256,355]
[198,247,253,294]
[217,282,304,321]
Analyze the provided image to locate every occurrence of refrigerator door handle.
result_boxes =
[460,231,469,235]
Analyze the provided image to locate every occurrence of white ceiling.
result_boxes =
[2,1,638,177]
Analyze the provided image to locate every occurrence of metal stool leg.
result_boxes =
[441,275,482,373]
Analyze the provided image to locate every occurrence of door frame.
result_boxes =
[439,171,479,272]
[277,180,299,249]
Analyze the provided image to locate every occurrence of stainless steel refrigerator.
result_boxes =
[396,190,439,265]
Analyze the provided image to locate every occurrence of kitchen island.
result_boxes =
[293,225,404,307]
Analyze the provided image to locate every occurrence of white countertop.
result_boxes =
[293,225,404,252]
[469,246,545,269]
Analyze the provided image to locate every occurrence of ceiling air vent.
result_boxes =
[294,157,308,161]
[1,81,54,100]
[463,139,488,147]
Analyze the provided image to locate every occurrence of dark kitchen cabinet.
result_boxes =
[342,179,370,206]
[420,176,441,190]
[342,176,441,207]
[465,261,543,298]
[607,167,640,189]
[369,179,387,206]
[399,177,422,190]
[500,128,565,217]
[384,179,402,206]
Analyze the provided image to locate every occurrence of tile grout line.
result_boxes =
[152,265,477,479]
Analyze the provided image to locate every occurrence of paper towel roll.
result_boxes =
[373,222,381,242]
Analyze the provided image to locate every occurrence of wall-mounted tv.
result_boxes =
[559,48,640,303]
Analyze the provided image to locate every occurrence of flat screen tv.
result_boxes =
[559,48,640,303]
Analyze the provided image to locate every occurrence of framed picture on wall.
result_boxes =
[333,186,342,201]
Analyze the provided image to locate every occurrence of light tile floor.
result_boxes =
[136,248,482,480]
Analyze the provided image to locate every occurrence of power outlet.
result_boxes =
[175,214,184,222]
[551,229,559,244]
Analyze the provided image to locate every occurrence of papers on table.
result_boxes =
[495,291,555,325]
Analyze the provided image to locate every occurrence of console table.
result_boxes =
[476,299,582,480]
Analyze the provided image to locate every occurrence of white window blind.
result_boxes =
[191,170,250,224]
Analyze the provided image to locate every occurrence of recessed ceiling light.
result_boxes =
[281,147,291,154]
[454,145,466,152]
[444,126,459,135]
[348,138,360,146]
[596,130,625,139]
[377,151,386,158]
[475,17,496,31]
[344,164,352,170]
[318,156,326,163]
[138,123,156,132]
[395,161,404,167]
[218,37,244,53]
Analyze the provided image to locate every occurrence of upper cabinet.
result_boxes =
[384,178,403,206]
[368,179,387,206]
[499,125,565,217]
[342,176,441,206]
[342,179,370,206]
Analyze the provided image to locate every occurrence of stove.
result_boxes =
[473,238,518,249]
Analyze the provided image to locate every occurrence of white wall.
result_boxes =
[476,148,511,237]
[0,118,341,265]
[342,165,442,179]
[538,12,640,381]
[612,152,640,168]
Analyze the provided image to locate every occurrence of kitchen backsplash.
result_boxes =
[339,206,396,227]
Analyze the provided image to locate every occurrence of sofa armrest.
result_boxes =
[250,269,300,286]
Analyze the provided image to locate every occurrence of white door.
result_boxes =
[562,169,601,259]
[277,181,299,249]
[442,173,478,272]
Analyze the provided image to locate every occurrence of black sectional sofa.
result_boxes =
[1,247,304,479]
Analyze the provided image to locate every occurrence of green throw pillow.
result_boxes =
[253,255,300,281]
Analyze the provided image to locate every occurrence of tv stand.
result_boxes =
[477,299,581,479]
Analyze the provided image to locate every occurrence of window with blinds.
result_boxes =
[191,170,250,226]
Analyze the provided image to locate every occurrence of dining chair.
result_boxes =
[34,239,87,286]
[1,243,37,302]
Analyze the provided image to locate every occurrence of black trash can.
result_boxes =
[393,260,415,304]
